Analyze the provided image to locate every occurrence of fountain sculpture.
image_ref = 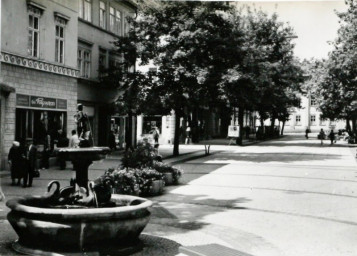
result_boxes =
[6,104,153,255]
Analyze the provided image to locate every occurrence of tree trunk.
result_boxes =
[346,118,351,132]
[125,111,133,150]
[236,107,244,145]
[270,115,276,134]
[173,110,181,156]
[352,117,357,134]
[281,120,285,136]
[191,107,199,143]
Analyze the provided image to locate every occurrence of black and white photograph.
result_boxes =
[0,0,356,255]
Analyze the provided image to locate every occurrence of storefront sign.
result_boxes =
[57,99,67,109]
[16,94,30,107]
[16,94,67,110]
[228,125,239,138]
[30,96,56,109]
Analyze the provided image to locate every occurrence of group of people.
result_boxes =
[8,139,38,188]
[318,128,336,145]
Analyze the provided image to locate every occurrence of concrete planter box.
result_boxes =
[148,180,165,196]
[6,194,152,254]
[163,172,174,185]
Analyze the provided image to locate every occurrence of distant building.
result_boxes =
[283,95,345,133]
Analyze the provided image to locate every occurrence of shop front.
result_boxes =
[15,94,68,148]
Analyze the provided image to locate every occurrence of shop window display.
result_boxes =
[16,109,67,148]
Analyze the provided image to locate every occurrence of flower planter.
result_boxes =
[163,172,174,186]
[147,180,165,196]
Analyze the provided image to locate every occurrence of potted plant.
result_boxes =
[152,161,183,185]
[137,168,165,196]
[105,168,140,196]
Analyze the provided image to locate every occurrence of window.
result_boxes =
[123,13,129,35]
[296,115,301,125]
[310,115,316,125]
[110,7,115,32]
[116,10,121,34]
[79,0,91,22]
[99,1,106,29]
[99,48,107,70]
[311,97,317,107]
[28,14,40,57]
[78,48,91,78]
[55,25,64,63]
[319,115,326,126]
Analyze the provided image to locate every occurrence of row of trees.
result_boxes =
[312,0,357,133]
[103,1,304,155]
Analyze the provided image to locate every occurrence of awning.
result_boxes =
[0,83,16,96]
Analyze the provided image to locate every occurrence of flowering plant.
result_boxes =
[121,141,161,168]
[135,168,164,195]
[151,161,183,184]
[104,168,140,195]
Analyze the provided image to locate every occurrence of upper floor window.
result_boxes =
[311,97,317,107]
[55,25,65,63]
[99,1,106,29]
[28,14,40,57]
[99,48,107,70]
[79,0,92,22]
[296,115,301,125]
[109,7,115,32]
[116,10,122,35]
[78,48,91,78]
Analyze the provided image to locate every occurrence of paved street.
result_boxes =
[1,135,357,256]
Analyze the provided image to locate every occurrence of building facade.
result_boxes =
[284,95,346,133]
[0,0,136,170]
[0,0,79,170]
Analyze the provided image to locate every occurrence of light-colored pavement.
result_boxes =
[148,136,357,256]
[0,135,356,256]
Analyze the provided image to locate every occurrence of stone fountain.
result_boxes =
[6,104,153,255]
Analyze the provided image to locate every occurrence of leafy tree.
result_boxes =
[115,1,236,155]
[315,0,357,132]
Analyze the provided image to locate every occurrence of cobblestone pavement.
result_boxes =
[1,136,356,256]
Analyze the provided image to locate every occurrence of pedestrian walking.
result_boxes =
[185,126,191,144]
[24,139,38,187]
[40,133,51,169]
[329,129,336,145]
[8,141,23,186]
[69,129,80,148]
[319,128,325,145]
[57,129,69,170]
[305,128,310,139]
[108,130,116,152]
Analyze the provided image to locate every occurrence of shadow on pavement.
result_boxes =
[209,152,342,163]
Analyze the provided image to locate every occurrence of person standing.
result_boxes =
[185,126,191,144]
[329,129,335,145]
[108,130,116,152]
[24,139,38,187]
[57,129,69,170]
[305,128,310,139]
[319,128,325,145]
[8,141,23,186]
[69,129,80,148]
[41,133,51,169]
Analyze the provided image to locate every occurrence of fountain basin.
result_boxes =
[6,194,152,253]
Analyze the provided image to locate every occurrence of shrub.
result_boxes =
[152,161,183,184]
[121,141,162,169]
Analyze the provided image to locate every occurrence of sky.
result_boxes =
[233,0,348,60]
